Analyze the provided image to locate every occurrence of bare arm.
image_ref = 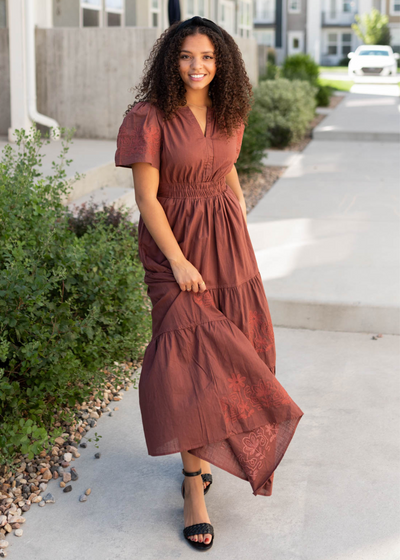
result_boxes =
[225,164,247,224]
[131,162,207,292]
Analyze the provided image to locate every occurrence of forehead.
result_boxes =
[180,33,215,52]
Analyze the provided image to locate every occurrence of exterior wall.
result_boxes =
[53,0,80,27]
[0,28,10,135]
[387,0,400,21]
[35,27,158,139]
[235,34,259,84]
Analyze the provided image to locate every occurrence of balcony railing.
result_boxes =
[254,10,275,25]
[321,10,357,26]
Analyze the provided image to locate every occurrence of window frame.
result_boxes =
[288,0,301,14]
[184,0,207,18]
[390,0,400,15]
[238,0,252,38]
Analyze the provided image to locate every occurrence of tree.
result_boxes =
[351,8,391,45]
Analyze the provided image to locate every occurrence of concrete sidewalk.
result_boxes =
[6,327,400,560]
[313,90,400,142]
[249,90,400,335]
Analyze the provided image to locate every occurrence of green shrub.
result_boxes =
[253,78,317,148]
[236,102,270,174]
[282,53,320,85]
[0,126,151,468]
[315,84,333,107]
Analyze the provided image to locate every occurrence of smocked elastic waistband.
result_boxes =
[157,177,227,198]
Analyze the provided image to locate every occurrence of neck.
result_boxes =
[185,87,212,108]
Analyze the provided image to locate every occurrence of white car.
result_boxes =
[348,45,399,77]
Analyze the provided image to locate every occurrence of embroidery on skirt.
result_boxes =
[236,424,278,479]
[244,309,275,355]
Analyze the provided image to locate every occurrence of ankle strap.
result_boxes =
[182,467,202,477]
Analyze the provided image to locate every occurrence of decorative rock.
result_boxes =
[54,437,65,446]
[43,493,55,504]
[79,442,87,449]
[85,488,91,496]
[3,526,10,534]
[79,494,87,502]
[63,485,72,493]
[41,469,52,481]
[89,412,99,419]
[108,412,113,417]
[21,505,30,513]
[14,529,23,537]
[38,501,45,507]
[70,468,78,482]
[59,482,65,488]
[39,482,47,492]
[0,540,9,549]
[32,496,42,503]
[0,518,5,528]
[94,452,101,459]
[63,453,72,462]
[62,473,71,484]
[8,517,25,525]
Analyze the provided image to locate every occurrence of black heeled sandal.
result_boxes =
[181,468,215,551]
[181,469,213,498]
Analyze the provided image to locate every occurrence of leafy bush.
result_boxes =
[282,53,320,85]
[252,78,317,148]
[0,126,151,467]
[236,102,270,174]
[315,84,333,107]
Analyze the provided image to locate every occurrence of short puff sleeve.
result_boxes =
[115,101,162,170]
[234,121,245,163]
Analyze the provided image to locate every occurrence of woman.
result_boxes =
[115,16,304,552]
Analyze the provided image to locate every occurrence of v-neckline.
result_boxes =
[184,105,212,138]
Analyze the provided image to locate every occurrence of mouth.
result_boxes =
[189,74,206,82]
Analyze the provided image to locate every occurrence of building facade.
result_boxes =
[253,0,400,64]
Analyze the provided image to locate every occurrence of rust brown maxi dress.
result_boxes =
[115,100,304,497]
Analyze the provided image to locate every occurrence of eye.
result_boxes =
[180,54,189,59]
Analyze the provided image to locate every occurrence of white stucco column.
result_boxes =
[306,0,321,64]
[7,0,30,142]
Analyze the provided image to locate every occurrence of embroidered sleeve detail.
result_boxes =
[115,101,162,170]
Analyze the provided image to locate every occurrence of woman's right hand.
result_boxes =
[169,256,207,293]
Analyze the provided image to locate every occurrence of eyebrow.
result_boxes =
[180,50,214,54]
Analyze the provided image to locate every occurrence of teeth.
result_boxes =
[190,74,205,78]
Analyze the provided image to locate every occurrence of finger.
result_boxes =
[199,280,207,292]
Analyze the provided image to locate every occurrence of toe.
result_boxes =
[198,534,203,543]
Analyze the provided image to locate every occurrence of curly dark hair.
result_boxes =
[124,20,253,137]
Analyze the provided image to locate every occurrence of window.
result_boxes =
[327,32,337,55]
[151,0,160,27]
[81,1,101,27]
[253,29,275,46]
[390,0,400,15]
[186,0,206,17]
[342,1,352,12]
[341,32,352,55]
[219,0,235,35]
[105,0,123,26]
[288,0,301,13]
[239,0,252,38]
[255,0,275,22]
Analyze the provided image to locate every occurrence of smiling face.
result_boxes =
[178,33,217,94]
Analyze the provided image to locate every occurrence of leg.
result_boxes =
[200,458,212,490]
[181,450,213,544]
